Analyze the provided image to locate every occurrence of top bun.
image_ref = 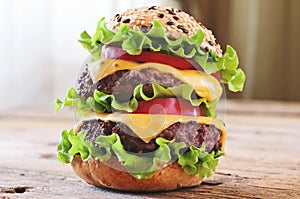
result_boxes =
[106,6,222,57]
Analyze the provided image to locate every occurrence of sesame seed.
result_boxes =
[148,6,157,10]
[117,16,122,22]
[123,19,130,23]
[158,13,164,18]
[183,29,189,34]
[167,21,175,25]
[166,8,176,15]
[208,41,214,46]
[173,16,179,21]
[177,25,189,34]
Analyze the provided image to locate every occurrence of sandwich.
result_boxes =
[55,6,245,191]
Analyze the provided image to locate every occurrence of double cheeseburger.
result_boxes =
[55,6,245,191]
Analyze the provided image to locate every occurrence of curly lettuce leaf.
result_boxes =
[178,144,224,178]
[94,83,217,117]
[221,68,246,92]
[57,129,73,163]
[109,135,184,179]
[57,130,112,164]
[216,45,246,92]
[78,31,102,60]
[56,84,217,118]
[54,88,108,118]
[80,18,245,92]
[57,129,223,179]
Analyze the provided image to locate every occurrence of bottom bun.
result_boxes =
[71,155,202,192]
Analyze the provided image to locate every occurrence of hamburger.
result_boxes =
[55,6,245,191]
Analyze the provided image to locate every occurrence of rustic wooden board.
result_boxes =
[1,100,300,198]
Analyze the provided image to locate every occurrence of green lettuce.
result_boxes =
[178,145,223,178]
[54,88,105,118]
[79,18,245,92]
[55,84,217,118]
[57,129,224,179]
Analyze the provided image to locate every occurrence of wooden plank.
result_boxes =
[226,99,300,116]
[1,100,300,198]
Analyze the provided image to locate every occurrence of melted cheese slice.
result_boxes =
[77,113,226,151]
[88,59,222,102]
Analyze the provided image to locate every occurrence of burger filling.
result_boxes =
[80,119,222,154]
[77,65,185,102]
[74,64,209,116]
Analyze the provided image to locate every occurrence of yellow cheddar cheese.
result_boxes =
[77,113,226,151]
[88,59,222,102]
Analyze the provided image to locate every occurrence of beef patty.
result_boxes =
[80,119,222,154]
[76,65,183,102]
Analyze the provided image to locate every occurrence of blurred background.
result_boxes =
[0,0,299,110]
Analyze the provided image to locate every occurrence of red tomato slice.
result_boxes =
[101,45,222,81]
[132,98,205,116]
[102,45,196,70]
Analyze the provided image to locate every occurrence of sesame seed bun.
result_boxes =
[106,6,222,57]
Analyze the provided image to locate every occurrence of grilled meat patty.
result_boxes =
[77,65,184,102]
[80,119,222,154]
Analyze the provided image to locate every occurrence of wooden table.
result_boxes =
[1,100,300,198]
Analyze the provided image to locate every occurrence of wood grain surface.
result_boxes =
[1,100,300,199]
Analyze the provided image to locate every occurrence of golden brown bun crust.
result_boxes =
[106,6,222,57]
[71,155,202,192]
